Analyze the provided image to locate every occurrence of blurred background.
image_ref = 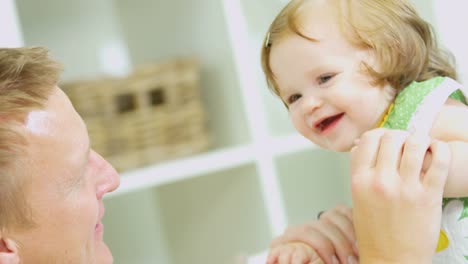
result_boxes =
[0,0,467,263]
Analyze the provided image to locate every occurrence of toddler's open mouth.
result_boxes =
[315,113,345,133]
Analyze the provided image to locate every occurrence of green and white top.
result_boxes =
[380,76,468,263]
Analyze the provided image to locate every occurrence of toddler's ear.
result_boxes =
[0,237,20,264]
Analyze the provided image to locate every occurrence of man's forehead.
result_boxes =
[25,110,53,136]
[24,87,89,160]
[23,88,90,191]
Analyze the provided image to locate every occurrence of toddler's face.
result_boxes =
[269,3,394,151]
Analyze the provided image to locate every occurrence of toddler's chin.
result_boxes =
[318,140,354,152]
[341,142,356,152]
[334,145,353,153]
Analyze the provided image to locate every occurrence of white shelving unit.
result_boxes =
[26,0,468,263]
[4,0,464,263]
[111,133,314,199]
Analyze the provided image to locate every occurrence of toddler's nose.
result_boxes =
[301,95,322,117]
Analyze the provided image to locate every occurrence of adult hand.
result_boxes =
[266,242,323,264]
[266,205,358,264]
[350,129,450,264]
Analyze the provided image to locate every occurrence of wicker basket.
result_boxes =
[61,57,210,172]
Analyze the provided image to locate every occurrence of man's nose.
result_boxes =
[93,150,121,199]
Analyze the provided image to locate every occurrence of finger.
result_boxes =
[321,208,357,255]
[333,204,353,223]
[317,220,355,264]
[282,229,335,264]
[348,255,359,264]
[301,244,321,262]
[350,128,386,174]
[423,140,451,191]
[375,130,408,172]
[270,235,287,249]
[421,150,432,175]
[267,247,281,264]
[278,246,294,264]
[333,206,359,255]
[331,255,339,264]
[310,258,325,264]
[399,133,431,183]
[291,245,310,264]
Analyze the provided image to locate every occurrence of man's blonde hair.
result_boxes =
[261,0,457,96]
[0,47,62,230]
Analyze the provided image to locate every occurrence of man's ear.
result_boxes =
[0,236,19,264]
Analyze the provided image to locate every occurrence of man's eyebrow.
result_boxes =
[85,144,91,160]
[82,141,91,172]
[62,145,90,195]
[78,143,91,174]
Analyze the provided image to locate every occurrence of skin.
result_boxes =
[350,129,450,264]
[266,0,468,263]
[267,130,450,264]
[269,0,394,152]
[266,2,393,261]
[2,87,120,263]
[267,205,357,264]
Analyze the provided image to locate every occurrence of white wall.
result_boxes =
[103,190,172,264]
[16,0,130,81]
[113,0,250,148]
[156,165,272,264]
[433,0,468,84]
[277,151,351,225]
[11,1,460,263]
[411,0,467,84]
[0,0,23,47]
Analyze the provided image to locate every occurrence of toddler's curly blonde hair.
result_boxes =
[261,0,457,96]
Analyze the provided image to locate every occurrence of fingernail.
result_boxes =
[348,255,358,264]
[332,255,339,264]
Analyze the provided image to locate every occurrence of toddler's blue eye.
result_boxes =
[318,74,335,85]
[288,94,302,104]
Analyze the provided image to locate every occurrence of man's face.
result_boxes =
[13,87,120,263]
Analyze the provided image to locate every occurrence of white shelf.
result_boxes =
[267,133,317,156]
[107,133,316,198]
[4,0,358,262]
[106,144,255,198]
[6,1,455,263]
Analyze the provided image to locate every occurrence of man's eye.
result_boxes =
[318,74,335,85]
[288,94,302,104]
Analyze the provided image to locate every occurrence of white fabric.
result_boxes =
[407,78,466,135]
